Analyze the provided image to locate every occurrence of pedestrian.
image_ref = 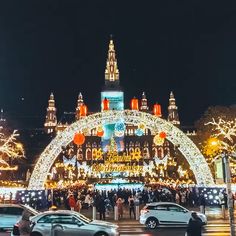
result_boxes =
[84,193,92,208]
[98,197,106,220]
[18,211,32,236]
[116,198,124,220]
[128,195,135,219]
[186,212,204,236]
[199,194,206,214]
[175,192,180,204]
[75,199,82,213]
[68,194,76,211]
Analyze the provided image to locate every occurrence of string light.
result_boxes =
[28,110,214,189]
[0,128,24,169]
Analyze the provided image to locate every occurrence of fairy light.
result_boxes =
[0,128,24,168]
[28,110,214,189]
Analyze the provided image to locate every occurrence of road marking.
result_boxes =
[202,233,230,236]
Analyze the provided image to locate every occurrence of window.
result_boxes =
[38,214,81,225]
[147,205,168,211]
[5,207,24,215]
[168,206,186,212]
[0,207,6,214]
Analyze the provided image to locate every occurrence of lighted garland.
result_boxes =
[28,110,214,189]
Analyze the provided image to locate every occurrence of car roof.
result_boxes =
[0,204,24,207]
[32,210,76,217]
[43,210,74,214]
[146,202,182,206]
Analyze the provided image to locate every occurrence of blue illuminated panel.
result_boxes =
[101,91,124,151]
[101,91,124,111]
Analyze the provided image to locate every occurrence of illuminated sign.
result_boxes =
[101,91,124,111]
[91,163,143,173]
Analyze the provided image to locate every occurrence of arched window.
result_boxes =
[86,148,92,160]
[152,147,158,157]
[143,147,150,158]
[158,147,164,159]
[77,148,83,160]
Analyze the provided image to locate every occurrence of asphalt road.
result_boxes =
[118,221,233,236]
[0,222,234,236]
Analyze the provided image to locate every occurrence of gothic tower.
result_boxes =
[75,92,84,120]
[101,37,124,150]
[104,37,120,88]
[44,93,57,133]
[168,91,180,126]
[101,37,124,111]
[140,92,149,112]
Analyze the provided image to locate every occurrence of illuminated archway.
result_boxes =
[28,110,214,189]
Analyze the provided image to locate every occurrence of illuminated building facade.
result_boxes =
[43,39,192,187]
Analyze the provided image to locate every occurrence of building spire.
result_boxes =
[44,92,57,133]
[75,92,84,120]
[140,92,149,111]
[168,91,180,126]
[105,38,119,84]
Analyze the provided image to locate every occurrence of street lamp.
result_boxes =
[222,152,235,236]
[209,138,235,236]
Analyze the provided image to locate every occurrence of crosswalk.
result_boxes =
[0,221,234,236]
[117,221,234,236]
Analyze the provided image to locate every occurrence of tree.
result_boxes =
[194,106,236,162]
[0,127,24,169]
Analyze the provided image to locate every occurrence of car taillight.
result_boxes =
[141,209,149,214]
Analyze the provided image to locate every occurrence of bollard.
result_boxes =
[114,205,118,221]
[221,204,226,219]
[200,205,205,214]
[135,205,139,221]
[92,206,96,220]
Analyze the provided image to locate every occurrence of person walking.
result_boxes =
[84,193,92,209]
[18,211,32,236]
[186,212,204,236]
[68,194,76,211]
[175,192,180,204]
[75,199,82,213]
[199,194,206,214]
[98,197,106,220]
[128,195,135,219]
[116,198,124,220]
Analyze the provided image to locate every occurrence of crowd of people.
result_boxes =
[47,185,214,219]
[15,185,231,236]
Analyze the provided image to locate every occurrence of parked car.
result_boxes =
[0,204,38,231]
[12,210,119,236]
[140,202,207,229]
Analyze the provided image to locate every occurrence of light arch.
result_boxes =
[28,110,214,189]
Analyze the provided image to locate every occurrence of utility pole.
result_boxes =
[223,153,235,236]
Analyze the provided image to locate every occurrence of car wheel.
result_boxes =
[94,232,108,236]
[30,232,42,236]
[146,217,159,229]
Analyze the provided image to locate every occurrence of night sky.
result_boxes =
[0,0,235,128]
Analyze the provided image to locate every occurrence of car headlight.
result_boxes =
[111,227,118,234]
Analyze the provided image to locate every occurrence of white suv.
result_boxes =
[140,202,207,229]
